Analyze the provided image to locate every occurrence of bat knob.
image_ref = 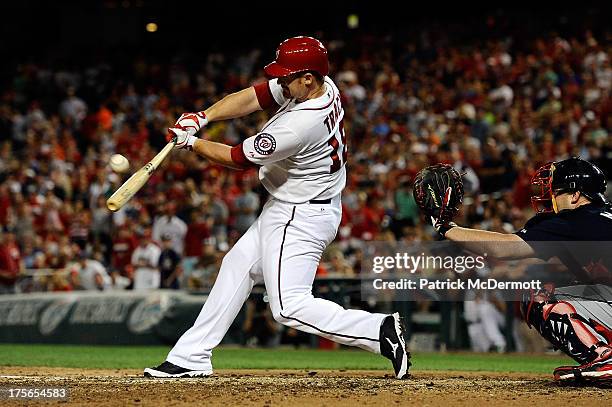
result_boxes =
[165,132,178,144]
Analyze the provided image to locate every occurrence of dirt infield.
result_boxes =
[0,367,610,406]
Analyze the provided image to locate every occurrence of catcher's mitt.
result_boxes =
[413,164,464,222]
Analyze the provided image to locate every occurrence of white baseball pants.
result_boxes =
[167,196,387,371]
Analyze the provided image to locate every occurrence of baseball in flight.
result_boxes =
[110,154,130,173]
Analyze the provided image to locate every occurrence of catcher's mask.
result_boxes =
[531,157,607,213]
[530,163,555,213]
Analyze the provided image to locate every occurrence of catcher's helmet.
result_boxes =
[531,157,607,213]
[264,36,329,78]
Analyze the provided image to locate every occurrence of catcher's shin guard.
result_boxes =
[522,293,611,365]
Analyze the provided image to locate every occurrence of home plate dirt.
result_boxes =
[0,367,609,406]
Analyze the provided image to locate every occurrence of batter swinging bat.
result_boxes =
[106,139,176,212]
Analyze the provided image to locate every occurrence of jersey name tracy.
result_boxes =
[323,94,342,134]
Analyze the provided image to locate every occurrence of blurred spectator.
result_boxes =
[186,238,221,290]
[45,269,73,292]
[159,234,182,289]
[184,207,212,258]
[152,202,187,255]
[0,229,21,294]
[12,200,35,243]
[392,177,419,237]
[337,69,366,102]
[91,195,112,252]
[68,207,90,250]
[111,224,138,275]
[242,296,280,347]
[348,192,384,241]
[88,173,111,211]
[233,176,260,235]
[208,190,230,247]
[326,251,355,276]
[69,251,111,291]
[131,228,161,290]
[59,87,87,128]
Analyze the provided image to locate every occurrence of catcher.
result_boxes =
[413,158,612,384]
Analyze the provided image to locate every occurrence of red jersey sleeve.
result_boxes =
[253,81,277,109]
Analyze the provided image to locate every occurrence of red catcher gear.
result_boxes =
[531,162,554,213]
[530,157,608,213]
[264,36,329,78]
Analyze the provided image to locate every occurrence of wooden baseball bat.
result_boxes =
[106,139,176,212]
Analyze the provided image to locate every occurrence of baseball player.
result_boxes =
[144,37,410,379]
[415,158,612,384]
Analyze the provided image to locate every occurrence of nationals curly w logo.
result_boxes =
[254,133,276,156]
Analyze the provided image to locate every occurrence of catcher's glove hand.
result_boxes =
[413,164,464,237]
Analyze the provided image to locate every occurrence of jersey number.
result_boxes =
[328,118,347,174]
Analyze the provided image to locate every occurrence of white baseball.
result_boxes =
[110,154,130,173]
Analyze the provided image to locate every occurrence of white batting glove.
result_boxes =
[168,128,197,150]
[167,111,208,150]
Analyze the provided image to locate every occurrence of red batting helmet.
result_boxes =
[264,36,329,78]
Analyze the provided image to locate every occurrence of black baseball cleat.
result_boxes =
[143,361,213,378]
[380,312,411,379]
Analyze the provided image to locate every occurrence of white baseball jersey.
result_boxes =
[241,77,347,203]
[165,74,388,375]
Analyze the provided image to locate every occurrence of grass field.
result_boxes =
[0,344,572,374]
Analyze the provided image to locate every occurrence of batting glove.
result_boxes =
[168,128,197,150]
[166,111,208,142]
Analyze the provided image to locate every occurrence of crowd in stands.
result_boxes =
[0,24,610,299]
